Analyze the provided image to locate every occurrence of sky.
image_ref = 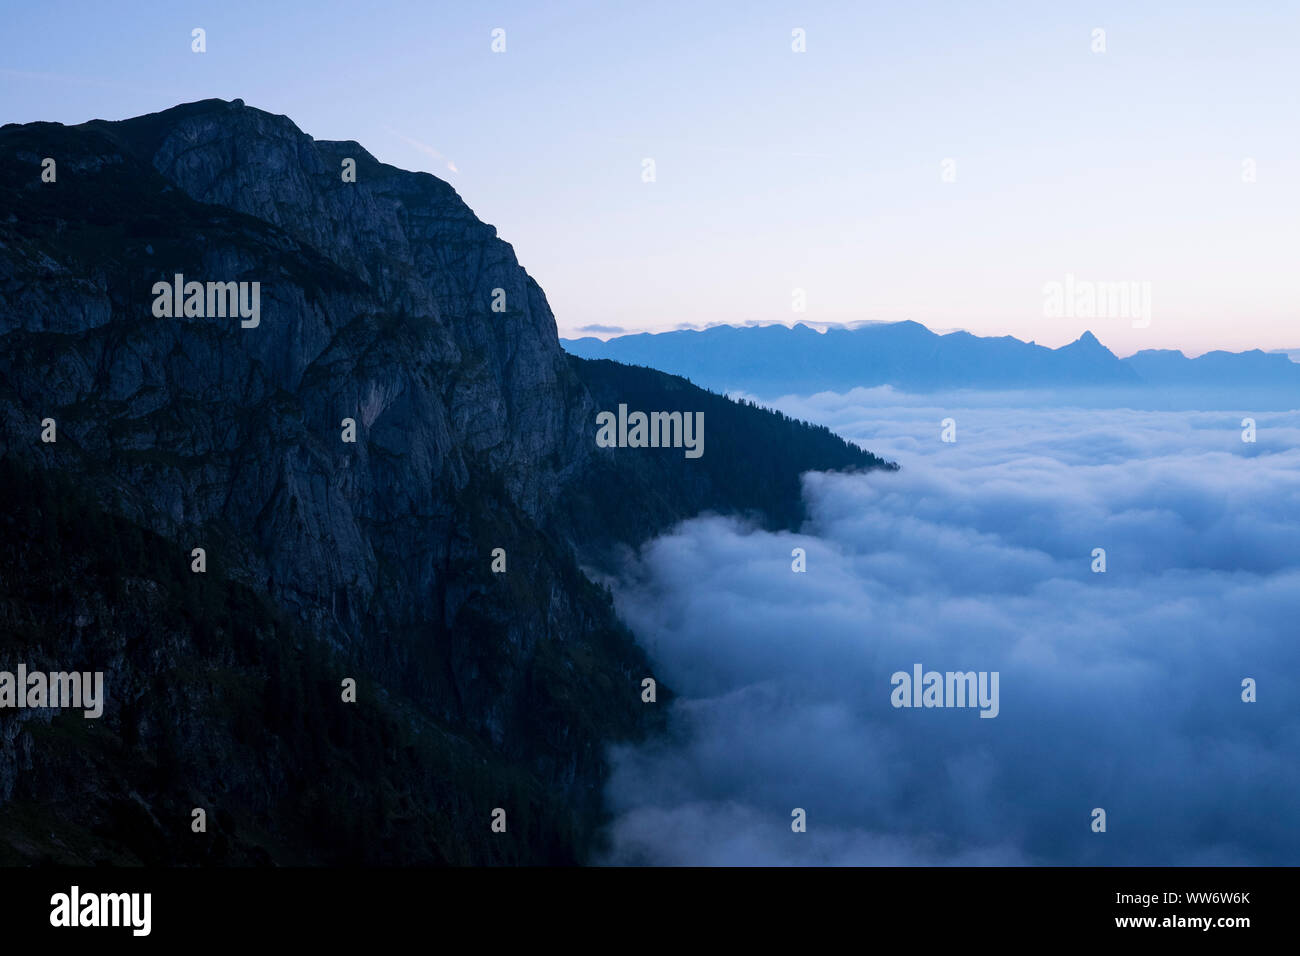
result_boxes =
[599,395,1300,864]
[2,0,1298,355]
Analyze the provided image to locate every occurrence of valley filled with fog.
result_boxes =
[600,390,1300,865]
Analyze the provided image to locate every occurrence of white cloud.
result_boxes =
[601,398,1300,865]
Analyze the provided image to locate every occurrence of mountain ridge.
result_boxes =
[0,99,894,864]
[563,322,1300,396]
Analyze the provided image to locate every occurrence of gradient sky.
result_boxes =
[3,0,1297,355]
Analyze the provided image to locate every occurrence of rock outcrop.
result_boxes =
[0,99,893,864]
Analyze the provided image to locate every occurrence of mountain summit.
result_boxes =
[0,99,893,864]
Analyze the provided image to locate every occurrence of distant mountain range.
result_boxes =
[563,322,1300,397]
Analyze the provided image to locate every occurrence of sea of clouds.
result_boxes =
[599,390,1300,865]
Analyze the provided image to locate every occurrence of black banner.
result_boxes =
[0,866,1278,943]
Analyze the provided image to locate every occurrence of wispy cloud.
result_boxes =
[382,125,458,174]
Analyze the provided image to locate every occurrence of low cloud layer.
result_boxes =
[574,323,627,334]
[601,396,1300,865]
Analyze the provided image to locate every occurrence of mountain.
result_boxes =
[563,322,1300,396]
[0,99,894,865]
[1123,347,1300,388]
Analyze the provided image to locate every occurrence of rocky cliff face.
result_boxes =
[0,99,893,864]
[100,99,583,516]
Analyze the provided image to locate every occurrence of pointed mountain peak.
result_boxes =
[1061,330,1111,353]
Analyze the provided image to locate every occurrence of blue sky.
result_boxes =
[3,0,1297,355]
